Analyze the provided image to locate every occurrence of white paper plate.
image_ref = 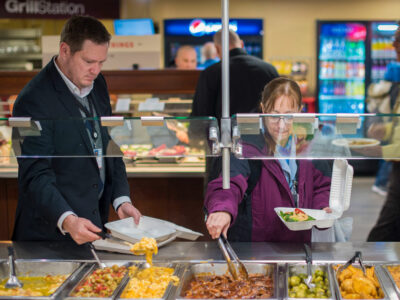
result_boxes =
[92,235,176,254]
[332,138,380,149]
[275,207,337,231]
[105,216,176,244]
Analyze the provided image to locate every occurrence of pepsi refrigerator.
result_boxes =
[317,20,398,114]
[163,18,263,68]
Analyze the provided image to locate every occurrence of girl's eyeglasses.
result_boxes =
[267,115,294,124]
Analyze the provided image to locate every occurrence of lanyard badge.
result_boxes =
[93,148,103,169]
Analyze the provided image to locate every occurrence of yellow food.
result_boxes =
[0,274,68,296]
[130,237,158,266]
[121,265,179,298]
[334,265,384,299]
[387,265,400,289]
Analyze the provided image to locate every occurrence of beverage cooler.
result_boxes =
[317,21,398,114]
[163,18,263,68]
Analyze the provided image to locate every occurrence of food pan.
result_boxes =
[116,262,182,299]
[381,264,400,296]
[175,262,278,300]
[66,261,133,300]
[286,263,335,299]
[331,263,387,300]
[0,260,84,300]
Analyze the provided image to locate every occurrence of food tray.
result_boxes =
[174,262,279,300]
[92,234,177,254]
[331,263,388,300]
[381,264,400,296]
[275,207,336,231]
[0,260,84,299]
[65,261,133,300]
[105,217,176,244]
[105,216,202,245]
[286,263,335,300]
[276,159,353,231]
[116,262,182,299]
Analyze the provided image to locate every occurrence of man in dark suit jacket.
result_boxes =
[12,16,141,244]
[191,29,279,119]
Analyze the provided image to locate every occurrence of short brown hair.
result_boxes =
[60,15,111,54]
[213,29,241,48]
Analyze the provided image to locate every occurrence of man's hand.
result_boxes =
[117,202,142,224]
[206,211,231,239]
[62,215,102,245]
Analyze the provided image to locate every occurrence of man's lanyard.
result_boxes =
[73,96,99,143]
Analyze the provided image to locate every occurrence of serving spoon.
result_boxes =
[5,246,23,289]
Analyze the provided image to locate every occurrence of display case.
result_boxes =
[0,29,42,71]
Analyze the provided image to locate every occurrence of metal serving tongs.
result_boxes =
[5,246,23,289]
[304,244,316,289]
[217,234,249,280]
[337,251,367,278]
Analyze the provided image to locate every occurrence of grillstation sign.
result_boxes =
[0,0,119,18]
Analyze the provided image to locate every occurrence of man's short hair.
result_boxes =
[60,15,111,54]
[213,29,241,48]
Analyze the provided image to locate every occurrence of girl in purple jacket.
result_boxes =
[205,77,332,242]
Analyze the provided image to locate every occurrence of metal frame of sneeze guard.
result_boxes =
[140,116,164,127]
[100,116,124,127]
[336,113,361,128]
[209,126,221,155]
[9,117,31,127]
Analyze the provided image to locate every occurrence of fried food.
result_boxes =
[121,265,179,298]
[130,237,158,266]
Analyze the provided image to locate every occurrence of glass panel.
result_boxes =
[233,113,400,160]
[7,117,219,161]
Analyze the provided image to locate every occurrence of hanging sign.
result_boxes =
[0,0,119,19]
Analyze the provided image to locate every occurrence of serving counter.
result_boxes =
[0,241,400,300]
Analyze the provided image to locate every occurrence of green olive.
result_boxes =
[290,276,301,286]
[298,283,308,290]
[296,290,306,298]
[289,292,297,298]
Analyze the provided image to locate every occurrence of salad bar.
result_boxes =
[0,242,400,300]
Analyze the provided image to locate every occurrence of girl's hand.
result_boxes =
[323,207,332,213]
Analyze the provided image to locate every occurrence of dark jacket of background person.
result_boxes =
[12,60,130,241]
[191,48,279,119]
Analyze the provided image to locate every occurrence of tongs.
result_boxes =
[217,234,249,280]
[337,251,367,277]
[304,244,316,289]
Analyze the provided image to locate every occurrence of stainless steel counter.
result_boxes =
[1,241,400,263]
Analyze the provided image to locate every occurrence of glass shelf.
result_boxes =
[6,116,219,160]
[232,113,400,160]
[2,114,400,161]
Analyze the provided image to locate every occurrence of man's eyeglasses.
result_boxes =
[267,115,294,124]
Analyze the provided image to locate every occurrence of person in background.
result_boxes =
[174,45,197,70]
[363,22,400,241]
[191,29,278,119]
[200,42,219,69]
[12,15,141,244]
[205,78,332,242]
